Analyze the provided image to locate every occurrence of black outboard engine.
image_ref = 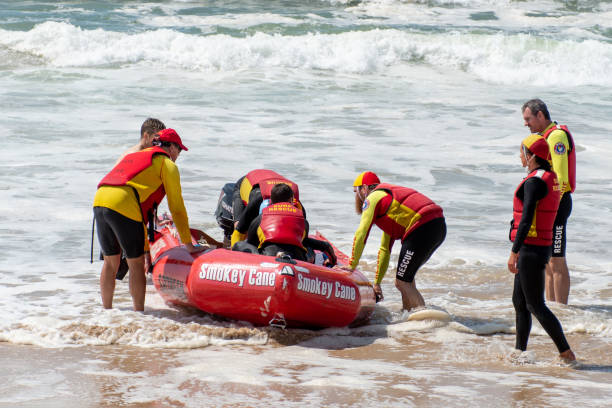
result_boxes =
[215,182,236,246]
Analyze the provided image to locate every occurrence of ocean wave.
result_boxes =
[1,21,611,86]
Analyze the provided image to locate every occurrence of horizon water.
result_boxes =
[1,1,611,407]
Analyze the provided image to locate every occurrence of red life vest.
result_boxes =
[97,147,169,224]
[542,123,576,193]
[244,169,300,202]
[510,169,561,246]
[258,202,306,249]
[373,183,444,240]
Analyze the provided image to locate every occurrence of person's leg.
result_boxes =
[396,218,446,311]
[520,246,572,356]
[548,193,571,304]
[395,279,424,310]
[94,207,122,309]
[512,268,531,351]
[101,207,146,310]
[545,262,556,302]
[126,255,146,311]
[549,257,570,304]
[100,254,120,309]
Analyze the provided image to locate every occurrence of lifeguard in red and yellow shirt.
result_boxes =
[522,99,576,304]
[344,171,446,310]
[93,129,201,312]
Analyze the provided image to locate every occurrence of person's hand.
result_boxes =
[373,284,384,302]
[323,243,337,267]
[185,243,207,253]
[507,251,519,274]
[336,265,353,272]
[158,212,173,226]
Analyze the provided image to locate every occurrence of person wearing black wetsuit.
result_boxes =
[508,134,576,362]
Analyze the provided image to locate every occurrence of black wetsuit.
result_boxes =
[511,173,570,353]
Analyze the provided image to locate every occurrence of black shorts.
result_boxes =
[552,193,572,258]
[396,217,446,283]
[94,206,145,259]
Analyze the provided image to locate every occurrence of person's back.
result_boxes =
[244,183,307,261]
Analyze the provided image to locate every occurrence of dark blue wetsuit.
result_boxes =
[511,174,570,353]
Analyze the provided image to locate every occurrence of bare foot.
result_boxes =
[559,349,576,362]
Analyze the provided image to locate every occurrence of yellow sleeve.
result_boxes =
[349,190,387,269]
[374,232,392,284]
[547,129,571,193]
[160,157,192,244]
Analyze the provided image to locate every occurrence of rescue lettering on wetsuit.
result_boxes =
[553,225,563,254]
[296,273,356,301]
[198,264,275,287]
[397,249,414,278]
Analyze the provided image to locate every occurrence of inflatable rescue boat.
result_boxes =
[149,226,376,328]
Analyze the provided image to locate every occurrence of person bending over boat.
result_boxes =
[507,134,576,362]
[93,129,201,311]
[343,171,446,309]
[239,183,336,265]
[110,118,166,274]
[230,169,304,247]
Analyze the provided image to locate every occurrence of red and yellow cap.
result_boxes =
[522,134,549,161]
[157,128,188,151]
[353,171,380,187]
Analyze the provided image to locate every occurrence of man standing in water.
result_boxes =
[344,171,446,310]
[521,99,576,304]
[94,129,201,311]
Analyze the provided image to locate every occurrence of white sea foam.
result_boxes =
[1,22,611,87]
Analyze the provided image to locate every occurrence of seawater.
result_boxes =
[0,1,611,406]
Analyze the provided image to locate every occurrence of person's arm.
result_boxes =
[547,129,571,193]
[246,215,262,247]
[511,177,548,254]
[236,189,263,233]
[160,157,192,245]
[374,232,393,285]
[303,237,337,266]
[348,190,386,269]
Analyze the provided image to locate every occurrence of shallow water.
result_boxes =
[1,0,611,406]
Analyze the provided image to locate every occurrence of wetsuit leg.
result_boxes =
[552,193,572,257]
[396,217,446,283]
[94,207,145,258]
[514,244,570,352]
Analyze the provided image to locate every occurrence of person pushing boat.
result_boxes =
[93,129,201,311]
[344,171,446,310]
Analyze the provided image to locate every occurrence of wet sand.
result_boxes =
[2,327,610,407]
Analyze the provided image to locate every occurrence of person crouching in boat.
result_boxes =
[238,183,336,265]
[93,129,201,311]
[343,171,446,309]
[230,169,304,247]
[508,134,576,362]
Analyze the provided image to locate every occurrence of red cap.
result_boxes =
[353,171,380,187]
[522,134,549,161]
[157,128,188,151]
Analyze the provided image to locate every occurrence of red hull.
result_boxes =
[150,227,376,328]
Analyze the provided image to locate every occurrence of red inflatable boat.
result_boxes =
[149,226,376,328]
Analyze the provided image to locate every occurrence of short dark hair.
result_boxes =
[522,99,550,121]
[270,183,294,204]
[141,118,166,138]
